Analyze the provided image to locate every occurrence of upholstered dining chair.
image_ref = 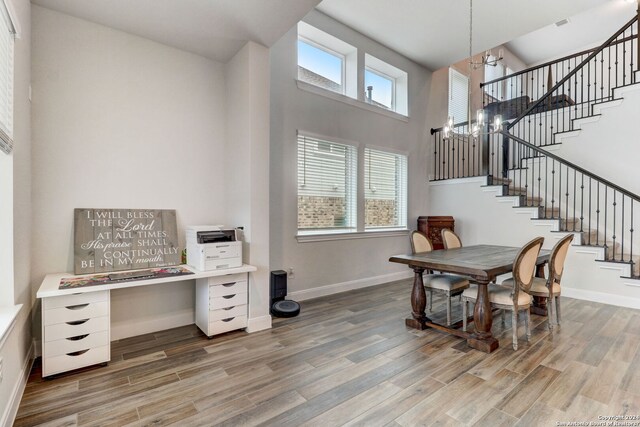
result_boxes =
[502,234,573,330]
[442,228,463,250]
[461,236,544,350]
[410,231,470,326]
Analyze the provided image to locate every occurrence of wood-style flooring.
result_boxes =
[15,279,640,426]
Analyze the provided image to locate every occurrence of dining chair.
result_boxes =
[441,228,463,249]
[502,234,573,330]
[461,236,544,350]
[410,231,470,326]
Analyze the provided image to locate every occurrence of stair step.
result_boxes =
[488,176,512,185]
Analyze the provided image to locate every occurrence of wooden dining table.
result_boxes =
[389,244,550,353]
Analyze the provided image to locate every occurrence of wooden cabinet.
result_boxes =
[195,273,248,337]
[417,216,455,250]
[42,290,110,377]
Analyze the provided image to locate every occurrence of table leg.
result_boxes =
[530,262,548,316]
[405,266,429,330]
[467,278,499,353]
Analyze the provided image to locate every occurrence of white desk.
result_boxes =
[37,264,257,377]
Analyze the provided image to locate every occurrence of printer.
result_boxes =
[186,226,242,271]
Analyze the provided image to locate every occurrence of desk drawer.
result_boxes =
[210,292,247,310]
[210,280,246,297]
[206,273,247,287]
[44,345,110,377]
[44,301,110,326]
[44,331,110,357]
[43,291,109,310]
[209,304,246,321]
[208,315,247,335]
[44,316,109,342]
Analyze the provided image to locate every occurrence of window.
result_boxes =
[365,54,408,116]
[365,67,394,110]
[448,67,469,124]
[297,134,357,232]
[297,22,357,98]
[0,2,15,155]
[297,132,408,236]
[484,59,505,101]
[298,39,345,94]
[364,148,407,229]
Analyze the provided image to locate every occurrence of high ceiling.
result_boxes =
[31,0,637,69]
[316,0,633,69]
[31,0,321,63]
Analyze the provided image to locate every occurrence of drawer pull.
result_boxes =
[66,319,89,326]
[65,303,89,310]
[66,349,90,357]
[223,306,235,311]
[222,282,236,287]
[222,294,236,299]
[221,317,235,322]
[66,334,89,341]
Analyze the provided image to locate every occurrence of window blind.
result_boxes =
[364,148,407,228]
[297,134,357,231]
[0,3,14,155]
[448,67,468,125]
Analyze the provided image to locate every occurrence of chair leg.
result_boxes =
[428,290,433,312]
[462,300,467,332]
[555,295,561,325]
[512,310,518,350]
[525,308,531,341]
[446,294,452,327]
[548,296,554,331]
[501,309,506,328]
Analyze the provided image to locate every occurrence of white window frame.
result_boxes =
[296,131,409,241]
[0,0,16,155]
[363,146,408,230]
[298,36,346,95]
[448,67,469,125]
[364,65,396,110]
[297,132,358,235]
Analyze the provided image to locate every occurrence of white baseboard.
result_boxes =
[289,270,413,302]
[563,287,640,310]
[246,315,272,333]
[2,340,35,427]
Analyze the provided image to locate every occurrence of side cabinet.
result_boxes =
[42,290,111,377]
[195,273,248,337]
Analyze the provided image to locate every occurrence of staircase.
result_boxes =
[429,14,640,302]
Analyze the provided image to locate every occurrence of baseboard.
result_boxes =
[2,340,35,427]
[563,287,640,310]
[289,270,413,302]
[246,315,272,333]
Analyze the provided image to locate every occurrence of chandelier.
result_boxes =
[443,0,503,140]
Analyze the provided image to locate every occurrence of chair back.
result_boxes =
[441,228,462,249]
[548,234,574,287]
[410,231,433,254]
[512,237,545,294]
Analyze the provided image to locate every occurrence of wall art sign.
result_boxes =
[74,208,180,274]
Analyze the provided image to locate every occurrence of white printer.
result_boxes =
[186,226,242,271]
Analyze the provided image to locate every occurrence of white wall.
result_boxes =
[225,41,272,331]
[270,10,431,298]
[1,0,33,425]
[31,6,228,339]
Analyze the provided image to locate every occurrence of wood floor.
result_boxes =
[15,279,640,426]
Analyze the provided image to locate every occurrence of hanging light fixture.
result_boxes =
[443,0,503,141]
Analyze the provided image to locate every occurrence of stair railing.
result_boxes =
[481,15,638,147]
[494,130,640,271]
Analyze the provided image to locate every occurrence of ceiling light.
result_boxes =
[442,0,503,141]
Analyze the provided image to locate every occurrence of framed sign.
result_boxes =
[74,208,180,274]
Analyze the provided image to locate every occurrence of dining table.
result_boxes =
[389,244,550,353]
